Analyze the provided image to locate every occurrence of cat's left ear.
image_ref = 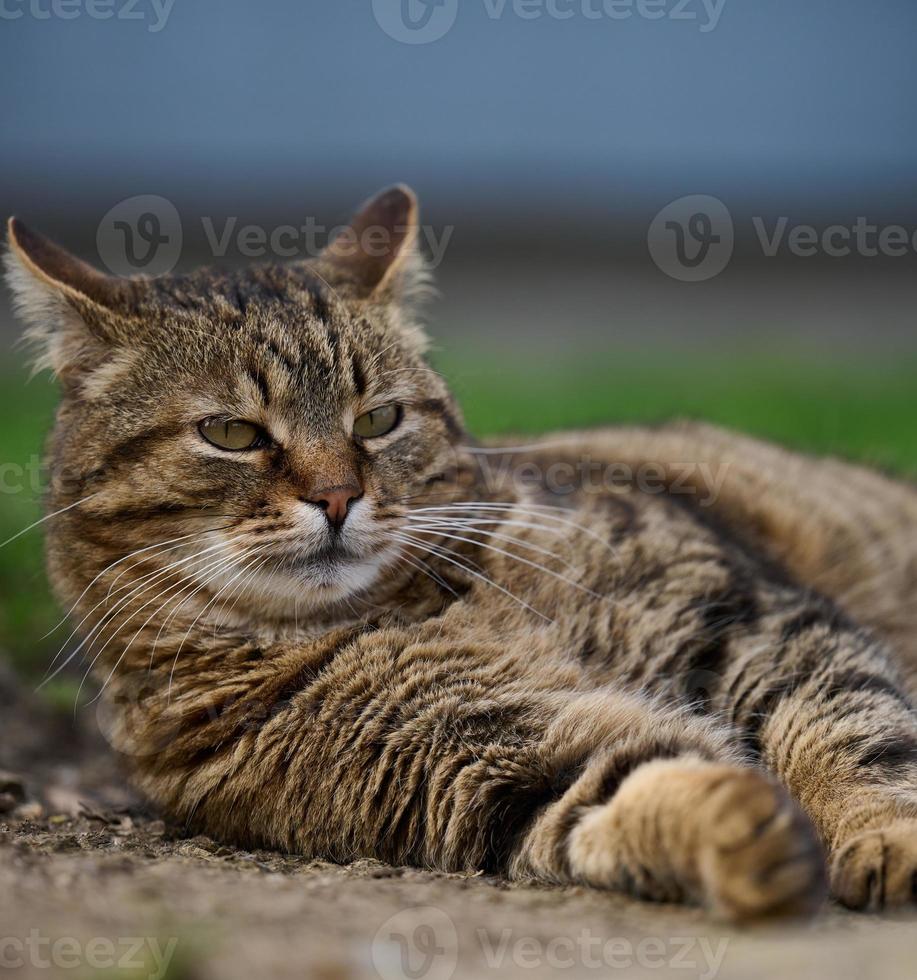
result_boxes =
[311,186,426,304]
[5,218,139,380]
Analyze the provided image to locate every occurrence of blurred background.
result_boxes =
[1,0,916,675]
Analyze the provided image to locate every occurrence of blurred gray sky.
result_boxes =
[3,0,917,215]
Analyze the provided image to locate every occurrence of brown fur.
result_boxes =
[6,187,917,919]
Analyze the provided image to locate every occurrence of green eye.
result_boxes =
[353,404,401,439]
[198,419,266,451]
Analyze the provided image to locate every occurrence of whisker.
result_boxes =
[403,526,600,598]
[0,493,98,550]
[412,502,617,556]
[147,547,259,664]
[396,551,460,598]
[167,549,273,699]
[41,536,246,692]
[48,536,239,661]
[210,551,274,633]
[41,529,223,644]
[80,546,256,707]
[393,532,553,624]
[404,518,570,565]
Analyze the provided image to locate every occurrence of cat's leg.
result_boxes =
[512,692,824,920]
[724,611,917,911]
[129,631,824,920]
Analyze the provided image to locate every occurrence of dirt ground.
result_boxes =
[2,660,915,980]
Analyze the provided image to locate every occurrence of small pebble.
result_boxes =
[12,802,44,821]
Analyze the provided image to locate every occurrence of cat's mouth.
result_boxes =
[278,542,368,580]
[222,537,397,614]
[200,520,401,622]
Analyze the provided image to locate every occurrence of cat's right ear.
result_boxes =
[311,186,427,305]
[5,218,137,381]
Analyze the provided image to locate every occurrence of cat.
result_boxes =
[6,186,917,919]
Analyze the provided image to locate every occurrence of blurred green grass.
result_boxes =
[1,352,915,678]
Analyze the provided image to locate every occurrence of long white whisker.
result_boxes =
[167,549,273,699]
[41,529,231,677]
[41,536,246,692]
[45,537,239,669]
[147,547,259,665]
[41,530,219,643]
[0,494,97,550]
[210,551,272,634]
[79,547,253,706]
[412,502,617,556]
[396,550,460,598]
[403,527,600,598]
[404,519,570,565]
[104,531,229,600]
[393,532,553,624]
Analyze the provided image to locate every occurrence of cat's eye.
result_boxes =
[198,418,267,451]
[353,404,401,439]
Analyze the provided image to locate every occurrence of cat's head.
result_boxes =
[5,187,467,622]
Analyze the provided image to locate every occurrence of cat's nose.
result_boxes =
[303,485,363,529]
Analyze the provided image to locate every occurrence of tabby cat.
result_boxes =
[6,187,917,919]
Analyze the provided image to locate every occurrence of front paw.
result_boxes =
[566,760,826,920]
[831,820,917,911]
[697,770,826,921]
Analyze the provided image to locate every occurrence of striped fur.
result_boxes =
[6,188,917,918]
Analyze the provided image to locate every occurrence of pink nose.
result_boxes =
[305,485,363,529]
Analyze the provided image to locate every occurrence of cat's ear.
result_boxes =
[312,186,427,304]
[5,217,138,380]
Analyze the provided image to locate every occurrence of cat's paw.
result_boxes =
[566,760,825,920]
[697,770,826,921]
[831,820,917,911]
